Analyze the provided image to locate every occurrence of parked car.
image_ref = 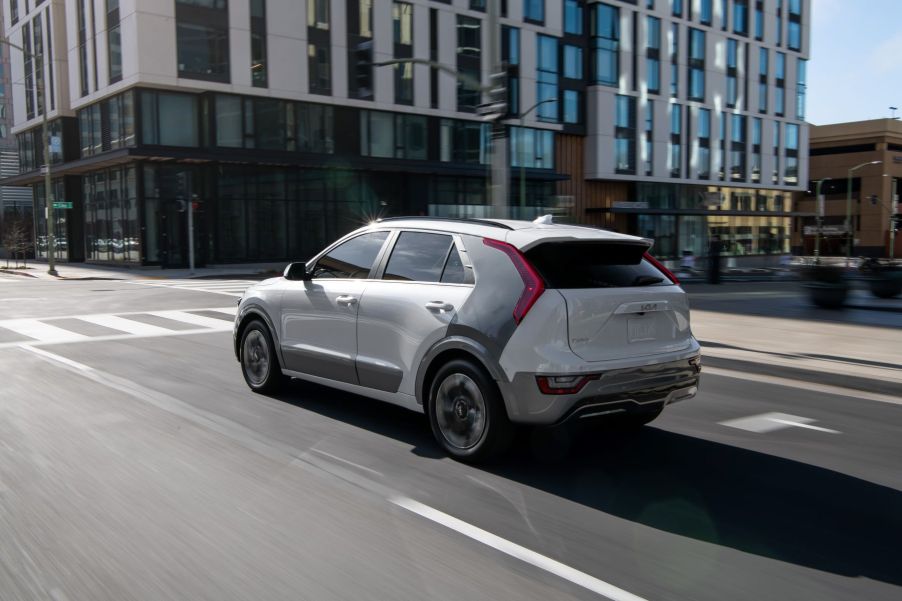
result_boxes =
[234,216,701,461]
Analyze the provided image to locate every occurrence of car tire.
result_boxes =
[240,320,287,394]
[427,359,513,463]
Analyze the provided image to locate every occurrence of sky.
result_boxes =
[807,0,902,125]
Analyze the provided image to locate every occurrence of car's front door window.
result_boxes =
[313,231,389,279]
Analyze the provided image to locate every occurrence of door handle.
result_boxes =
[336,295,358,306]
[425,301,454,312]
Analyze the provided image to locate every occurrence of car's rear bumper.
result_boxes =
[501,353,701,425]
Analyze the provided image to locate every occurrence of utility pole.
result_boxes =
[890,177,898,261]
[486,0,508,219]
[846,160,882,267]
[0,37,57,276]
[813,177,830,265]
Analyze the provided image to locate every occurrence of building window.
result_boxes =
[348,0,374,100]
[688,28,705,101]
[698,107,711,179]
[700,0,712,25]
[788,0,802,50]
[646,16,660,94]
[591,3,619,86]
[776,0,783,46]
[502,26,520,115]
[32,14,45,115]
[430,8,439,109]
[758,47,768,113]
[78,91,135,157]
[83,166,140,263]
[457,16,481,112]
[726,38,738,108]
[754,0,764,40]
[730,113,746,181]
[76,0,89,97]
[564,0,583,34]
[9,0,17,25]
[393,2,413,105]
[563,90,580,124]
[672,0,683,18]
[644,100,653,175]
[563,45,582,80]
[751,116,762,182]
[250,0,267,87]
[360,110,426,160]
[614,95,636,174]
[175,0,230,83]
[440,119,490,164]
[308,43,331,95]
[670,104,681,178]
[524,0,544,23]
[772,120,780,184]
[775,51,785,116]
[785,122,799,184]
[23,21,33,120]
[106,0,122,83]
[537,35,558,122]
[141,90,198,146]
[213,95,334,153]
[733,0,748,35]
[669,23,679,97]
[796,58,807,120]
[511,127,554,168]
[309,0,330,29]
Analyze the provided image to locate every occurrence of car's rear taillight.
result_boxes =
[483,238,545,324]
[536,374,599,395]
[643,251,680,285]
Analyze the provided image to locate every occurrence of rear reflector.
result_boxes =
[536,374,599,395]
[643,252,680,285]
[483,238,545,324]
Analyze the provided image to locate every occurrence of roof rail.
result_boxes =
[375,216,514,230]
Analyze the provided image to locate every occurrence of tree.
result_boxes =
[1,218,32,269]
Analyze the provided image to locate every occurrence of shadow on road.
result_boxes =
[274,379,902,588]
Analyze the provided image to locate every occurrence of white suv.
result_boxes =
[235,217,700,461]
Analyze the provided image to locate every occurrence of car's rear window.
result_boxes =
[525,242,669,289]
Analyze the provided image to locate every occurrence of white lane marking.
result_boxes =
[20,344,95,371]
[78,314,174,336]
[0,327,229,350]
[146,310,233,330]
[0,319,89,343]
[703,366,902,406]
[206,307,238,316]
[391,496,649,601]
[309,448,383,477]
[719,412,840,434]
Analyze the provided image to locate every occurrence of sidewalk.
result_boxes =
[0,261,287,281]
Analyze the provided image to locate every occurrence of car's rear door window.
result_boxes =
[383,232,453,282]
[526,241,668,288]
[440,245,468,284]
[313,231,389,279]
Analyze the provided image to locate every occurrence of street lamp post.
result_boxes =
[516,98,557,212]
[0,37,57,276]
[812,177,830,264]
[846,160,882,266]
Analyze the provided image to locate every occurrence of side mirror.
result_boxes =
[284,262,311,281]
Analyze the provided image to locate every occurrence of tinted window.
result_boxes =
[526,242,669,288]
[441,245,467,284]
[314,231,388,279]
[384,232,452,282]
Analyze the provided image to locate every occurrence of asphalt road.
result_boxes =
[0,274,900,601]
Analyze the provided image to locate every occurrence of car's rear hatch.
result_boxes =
[525,240,692,362]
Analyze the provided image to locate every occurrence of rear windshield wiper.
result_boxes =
[632,275,664,286]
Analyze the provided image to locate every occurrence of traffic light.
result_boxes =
[353,40,373,99]
[893,213,902,232]
[477,67,508,122]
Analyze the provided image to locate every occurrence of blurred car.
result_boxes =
[234,216,701,461]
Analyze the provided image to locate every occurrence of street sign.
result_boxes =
[52,201,73,209]
[803,225,846,235]
[50,135,62,154]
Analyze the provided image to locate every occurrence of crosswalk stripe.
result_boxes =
[147,310,233,330]
[78,314,174,336]
[0,319,89,343]
[206,307,238,316]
